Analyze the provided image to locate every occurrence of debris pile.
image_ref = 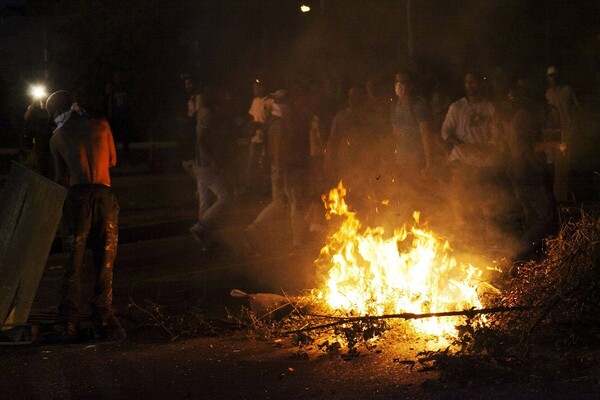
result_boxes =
[494,211,600,345]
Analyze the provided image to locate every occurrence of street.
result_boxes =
[0,166,598,399]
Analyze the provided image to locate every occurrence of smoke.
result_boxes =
[314,122,521,266]
[330,151,522,263]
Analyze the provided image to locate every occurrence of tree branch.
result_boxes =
[283,306,530,335]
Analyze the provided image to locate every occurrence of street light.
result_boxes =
[300,4,311,13]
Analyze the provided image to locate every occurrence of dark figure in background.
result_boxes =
[324,86,382,214]
[545,66,579,203]
[304,111,327,234]
[390,70,435,179]
[366,75,389,135]
[47,90,123,341]
[440,71,504,249]
[325,86,376,186]
[23,95,53,178]
[501,85,566,261]
[179,74,200,175]
[303,80,337,234]
[428,79,453,178]
[212,87,239,190]
[105,70,129,156]
[246,89,308,250]
[242,79,272,197]
[188,91,230,250]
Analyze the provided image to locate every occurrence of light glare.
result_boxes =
[300,5,310,13]
[30,85,47,100]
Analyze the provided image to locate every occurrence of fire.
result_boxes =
[315,182,491,337]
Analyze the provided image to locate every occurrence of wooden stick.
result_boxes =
[283,306,530,335]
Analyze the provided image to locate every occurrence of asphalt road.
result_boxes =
[0,166,599,399]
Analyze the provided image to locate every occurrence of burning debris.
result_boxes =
[230,181,507,354]
[231,186,599,369]
[131,184,599,388]
[311,181,500,338]
[384,210,600,386]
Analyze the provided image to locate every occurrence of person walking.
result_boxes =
[245,89,308,251]
[188,91,230,250]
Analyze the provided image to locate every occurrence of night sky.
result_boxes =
[1,0,599,146]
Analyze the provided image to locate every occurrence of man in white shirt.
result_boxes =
[440,72,503,249]
[441,72,498,172]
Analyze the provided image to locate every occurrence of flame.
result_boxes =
[315,182,491,337]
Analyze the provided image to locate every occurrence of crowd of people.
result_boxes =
[16,63,578,343]
[180,64,579,261]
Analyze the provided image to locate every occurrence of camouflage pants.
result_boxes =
[59,184,119,326]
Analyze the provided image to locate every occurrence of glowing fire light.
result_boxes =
[300,5,311,13]
[315,181,492,337]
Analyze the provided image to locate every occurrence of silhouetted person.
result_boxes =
[24,93,53,178]
[245,89,308,250]
[325,86,376,186]
[48,90,123,341]
[178,74,200,176]
[501,85,565,260]
[545,66,579,203]
[188,91,230,250]
[390,70,435,179]
[105,70,130,156]
[242,79,272,197]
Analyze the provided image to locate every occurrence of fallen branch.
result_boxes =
[283,306,530,335]
[127,297,178,339]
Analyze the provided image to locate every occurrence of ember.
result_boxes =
[314,182,496,338]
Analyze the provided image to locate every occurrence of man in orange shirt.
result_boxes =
[48,90,123,341]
